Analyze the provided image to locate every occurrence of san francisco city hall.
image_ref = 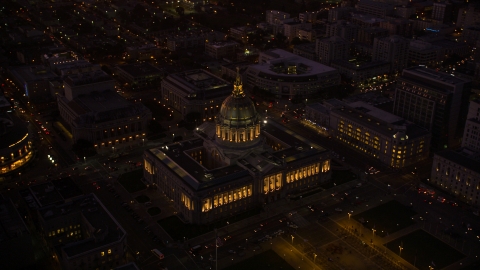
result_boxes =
[143,70,331,224]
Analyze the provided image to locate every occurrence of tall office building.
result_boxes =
[432,1,453,23]
[393,67,471,150]
[372,35,409,74]
[462,100,480,151]
[316,36,350,65]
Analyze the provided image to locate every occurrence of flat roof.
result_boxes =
[207,41,239,48]
[64,70,113,87]
[9,65,58,82]
[26,177,81,207]
[331,102,429,138]
[0,196,29,243]
[253,49,336,76]
[38,194,126,258]
[401,66,469,86]
[116,63,163,78]
[163,69,231,95]
[343,92,392,106]
[68,90,150,124]
[148,139,249,191]
[435,148,480,174]
[147,120,327,191]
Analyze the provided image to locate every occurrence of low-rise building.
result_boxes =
[37,193,127,270]
[8,65,59,103]
[205,41,239,60]
[331,60,390,83]
[125,44,162,61]
[115,63,163,90]
[293,43,316,61]
[58,70,151,151]
[161,69,233,122]
[0,196,34,269]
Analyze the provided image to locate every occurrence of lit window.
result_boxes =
[101,252,105,256]
[108,249,112,254]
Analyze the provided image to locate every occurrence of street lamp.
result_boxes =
[84,156,86,164]
[372,228,376,236]
[291,235,294,244]
[142,138,145,146]
[348,213,352,219]
[399,245,403,256]
[112,146,115,154]
[313,253,317,263]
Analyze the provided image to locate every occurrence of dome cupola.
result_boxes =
[215,68,261,147]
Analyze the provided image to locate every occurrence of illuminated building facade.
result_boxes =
[58,71,151,152]
[0,96,34,175]
[431,148,480,207]
[144,70,331,224]
[306,99,431,168]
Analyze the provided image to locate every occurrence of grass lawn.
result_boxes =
[135,195,150,203]
[147,207,162,216]
[321,169,357,189]
[158,207,261,241]
[353,200,416,237]
[118,170,146,193]
[224,249,294,270]
[387,230,465,270]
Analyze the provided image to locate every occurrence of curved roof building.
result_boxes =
[0,96,34,175]
[244,49,341,99]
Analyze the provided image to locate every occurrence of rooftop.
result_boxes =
[252,49,336,76]
[331,101,429,138]
[332,59,390,70]
[37,194,126,258]
[206,41,239,48]
[343,92,393,107]
[163,69,231,96]
[9,65,58,82]
[401,66,470,88]
[0,196,29,243]
[148,139,249,190]
[64,70,113,87]
[436,148,480,174]
[27,177,82,207]
[116,63,163,78]
[147,121,326,191]
[66,90,150,125]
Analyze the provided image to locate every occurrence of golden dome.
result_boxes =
[215,68,261,146]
